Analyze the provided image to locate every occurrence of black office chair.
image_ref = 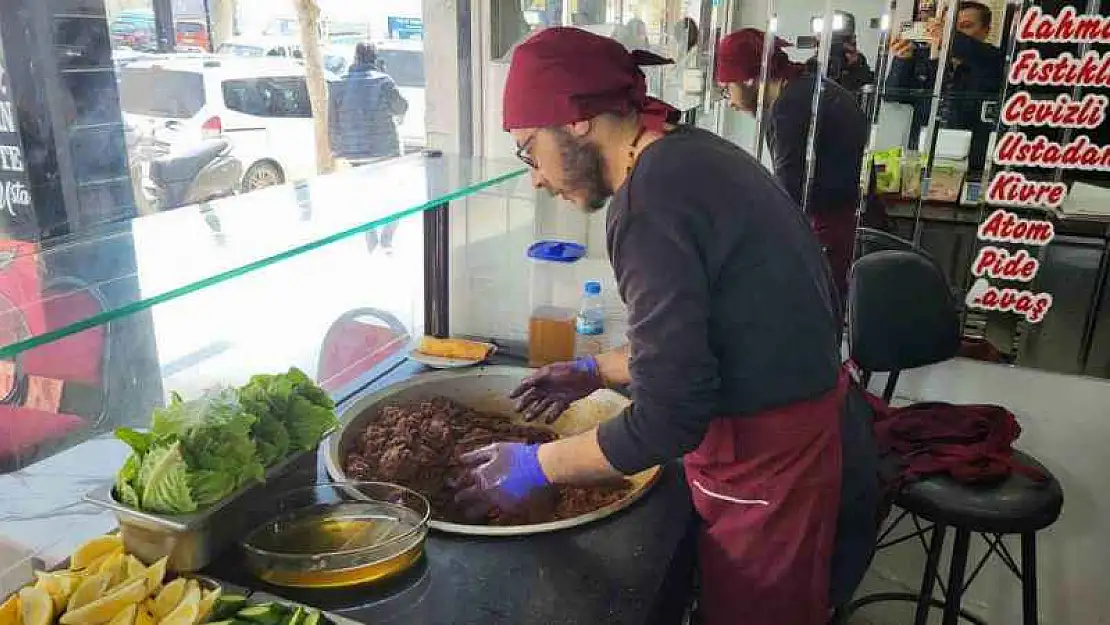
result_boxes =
[838,250,1064,625]
[855,227,921,260]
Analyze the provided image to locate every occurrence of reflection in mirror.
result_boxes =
[855,0,1110,378]
[716,13,870,307]
[490,0,710,121]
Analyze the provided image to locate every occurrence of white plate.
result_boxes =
[408,342,497,369]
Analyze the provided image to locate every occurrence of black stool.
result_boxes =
[838,250,1064,625]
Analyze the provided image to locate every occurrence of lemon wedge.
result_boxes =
[151,580,186,621]
[60,578,146,625]
[33,573,64,613]
[125,557,147,582]
[143,558,168,596]
[18,586,53,625]
[0,592,21,625]
[180,582,199,608]
[195,588,221,624]
[156,602,197,625]
[69,573,111,612]
[97,552,128,588]
[107,604,137,625]
[135,605,155,625]
[70,536,123,571]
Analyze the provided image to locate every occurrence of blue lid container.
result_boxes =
[527,240,587,263]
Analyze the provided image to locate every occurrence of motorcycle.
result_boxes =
[146,138,243,212]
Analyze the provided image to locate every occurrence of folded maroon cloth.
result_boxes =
[869,400,1045,486]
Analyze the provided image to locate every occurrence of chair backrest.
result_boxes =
[848,250,961,400]
[856,227,924,260]
[317,307,411,395]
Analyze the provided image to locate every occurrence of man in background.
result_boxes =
[886,1,1003,171]
[329,42,409,254]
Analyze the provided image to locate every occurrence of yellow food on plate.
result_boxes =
[124,557,146,582]
[18,586,53,625]
[151,580,186,621]
[60,578,146,625]
[0,593,19,625]
[134,605,155,625]
[143,558,168,595]
[416,336,492,361]
[196,587,221,623]
[70,536,123,572]
[69,573,111,613]
[177,582,200,615]
[156,598,198,625]
[106,604,136,625]
[34,572,78,613]
[97,553,127,588]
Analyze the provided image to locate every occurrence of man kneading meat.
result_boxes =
[456,27,879,625]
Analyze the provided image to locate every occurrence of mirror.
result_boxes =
[854,0,1110,379]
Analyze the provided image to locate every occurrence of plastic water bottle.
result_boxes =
[576,281,605,336]
[576,281,606,357]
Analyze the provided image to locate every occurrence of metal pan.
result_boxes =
[324,366,661,537]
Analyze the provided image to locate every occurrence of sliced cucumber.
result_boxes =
[237,604,286,625]
[283,607,306,625]
[213,594,249,620]
[301,610,322,625]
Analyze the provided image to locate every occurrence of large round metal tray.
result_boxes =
[324,365,661,536]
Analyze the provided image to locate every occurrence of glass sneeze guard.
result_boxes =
[0,155,527,360]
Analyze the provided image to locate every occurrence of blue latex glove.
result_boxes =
[509,357,603,423]
[453,443,553,520]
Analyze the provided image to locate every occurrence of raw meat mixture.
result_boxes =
[343,397,632,525]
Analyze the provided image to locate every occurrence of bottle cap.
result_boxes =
[584,281,601,295]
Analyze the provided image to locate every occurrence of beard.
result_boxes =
[551,128,610,212]
[736,81,761,115]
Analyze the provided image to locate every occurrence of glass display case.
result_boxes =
[0,155,528,581]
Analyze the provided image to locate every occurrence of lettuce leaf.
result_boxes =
[115,453,142,508]
[115,369,335,515]
[286,396,338,451]
[137,443,197,514]
[188,469,239,506]
[239,368,335,456]
[150,387,264,501]
[286,367,335,410]
[251,413,290,467]
[115,428,153,455]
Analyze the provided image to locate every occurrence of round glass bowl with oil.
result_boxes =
[241,482,430,589]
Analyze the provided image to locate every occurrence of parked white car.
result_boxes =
[118,55,338,191]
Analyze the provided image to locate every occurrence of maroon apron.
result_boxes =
[684,368,852,625]
[810,207,857,310]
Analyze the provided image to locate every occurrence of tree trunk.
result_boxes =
[209,0,236,49]
[294,0,335,176]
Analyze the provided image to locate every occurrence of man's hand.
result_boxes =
[889,36,914,60]
[510,357,604,423]
[453,443,555,520]
[926,6,949,58]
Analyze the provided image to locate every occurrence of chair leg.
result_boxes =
[1022,533,1038,625]
[941,529,972,625]
[913,523,948,625]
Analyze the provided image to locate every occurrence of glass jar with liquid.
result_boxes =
[527,240,586,367]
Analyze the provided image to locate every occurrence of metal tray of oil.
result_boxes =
[324,366,661,537]
[84,447,319,572]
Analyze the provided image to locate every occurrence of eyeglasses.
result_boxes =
[515,131,538,169]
